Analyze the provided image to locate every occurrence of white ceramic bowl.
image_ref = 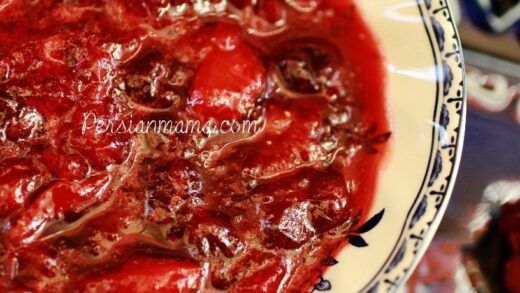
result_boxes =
[313,1,466,292]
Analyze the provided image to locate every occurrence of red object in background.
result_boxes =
[0,0,389,292]
[500,201,520,293]
[407,238,465,292]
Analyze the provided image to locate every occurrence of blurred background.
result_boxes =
[405,0,520,292]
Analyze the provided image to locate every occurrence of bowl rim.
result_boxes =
[312,0,466,291]
[363,0,466,290]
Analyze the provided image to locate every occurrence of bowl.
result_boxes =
[318,0,466,292]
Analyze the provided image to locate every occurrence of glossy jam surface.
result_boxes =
[0,0,389,292]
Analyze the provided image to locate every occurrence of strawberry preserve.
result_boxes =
[0,0,390,291]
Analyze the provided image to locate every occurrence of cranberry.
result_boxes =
[80,256,202,292]
[214,99,327,182]
[139,159,201,223]
[52,174,111,214]
[274,39,343,94]
[307,171,354,233]
[229,0,287,24]
[5,246,66,291]
[287,0,321,11]
[65,102,132,170]
[41,149,90,181]
[249,169,351,249]
[7,174,111,244]
[4,106,43,141]
[229,0,252,9]
[140,159,200,200]
[229,259,286,293]
[0,159,50,217]
[188,29,266,122]
[122,49,192,110]
[184,210,244,258]
[255,0,287,24]
[209,249,281,290]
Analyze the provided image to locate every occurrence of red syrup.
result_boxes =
[0,0,389,292]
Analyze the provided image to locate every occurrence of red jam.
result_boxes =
[501,201,520,293]
[0,0,389,292]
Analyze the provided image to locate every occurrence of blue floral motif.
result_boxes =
[356,209,385,234]
[366,282,379,293]
[347,235,369,247]
[442,60,454,96]
[314,278,332,291]
[431,17,445,52]
[313,210,385,290]
[346,209,385,247]
[321,257,338,267]
[428,151,443,187]
[440,104,450,130]
[385,241,407,274]
[409,196,427,229]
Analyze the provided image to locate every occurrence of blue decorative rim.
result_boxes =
[311,0,466,291]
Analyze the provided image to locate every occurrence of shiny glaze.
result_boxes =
[0,0,389,291]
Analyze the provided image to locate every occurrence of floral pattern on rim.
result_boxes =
[312,210,386,292]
